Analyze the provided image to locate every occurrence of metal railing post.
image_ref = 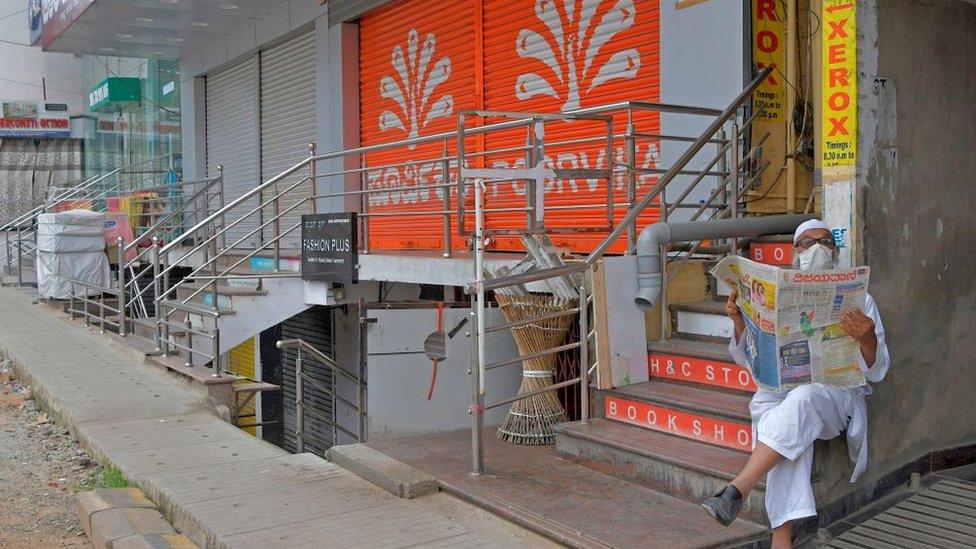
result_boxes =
[217,166,226,250]
[4,230,10,277]
[524,124,536,231]
[184,315,193,367]
[360,153,370,254]
[160,302,170,357]
[117,237,126,337]
[579,282,590,423]
[296,349,305,453]
[626,115,638,254]
[730,122,740,255]
[357,300,368,442]
[69,284,75,320]
[151,237,162,351]
[441,140,452,258]
[470,181,485,475]
[99,292,106,334]
[717,128,729,213]
[16,226,23,286]
[273,176,281,272]
[212,327,221,378]
[309,143,317,215]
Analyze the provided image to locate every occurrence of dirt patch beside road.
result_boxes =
[0,359,106,548]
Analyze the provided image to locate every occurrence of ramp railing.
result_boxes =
[277,338,366,452]
[463,67,773,474]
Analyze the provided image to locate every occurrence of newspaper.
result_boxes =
[710,256,871,392]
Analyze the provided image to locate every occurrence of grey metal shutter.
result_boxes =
[281,306,334,456]
[260,30,316,250]
[206,56,260,248]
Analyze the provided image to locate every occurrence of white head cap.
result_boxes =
[793,219,831,245]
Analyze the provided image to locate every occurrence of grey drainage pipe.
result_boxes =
[635,213,816,309]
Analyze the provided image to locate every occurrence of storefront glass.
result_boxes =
[83,57,182,188]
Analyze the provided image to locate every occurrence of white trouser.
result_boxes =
[750,384,858,528]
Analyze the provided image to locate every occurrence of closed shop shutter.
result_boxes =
[359,0,476,251]
[280,306,333,456]
[260,30,317,249]
[358,0,660,254]
[482,0,661,253]
[206,57,260,248]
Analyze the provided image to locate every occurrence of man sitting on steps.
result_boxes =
[701,219,890,547]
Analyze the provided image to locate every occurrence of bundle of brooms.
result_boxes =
[489,234,583,445]
[494,292,578,444]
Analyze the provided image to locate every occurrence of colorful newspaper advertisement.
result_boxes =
[710,256,870,392]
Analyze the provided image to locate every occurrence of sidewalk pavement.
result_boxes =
[0,288,556,549]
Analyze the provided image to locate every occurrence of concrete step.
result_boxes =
[599,381,754,452]
[554,418,768,526]
[648,337,757,393]
[671,299,734,340]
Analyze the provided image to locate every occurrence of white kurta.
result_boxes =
[729,294,890,528]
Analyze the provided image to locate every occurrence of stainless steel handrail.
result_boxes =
[277,338,367,449]
[463,67,774,475]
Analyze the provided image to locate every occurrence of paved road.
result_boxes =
[0,288,555,549]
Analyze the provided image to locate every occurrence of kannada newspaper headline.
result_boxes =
[710,256,871,392]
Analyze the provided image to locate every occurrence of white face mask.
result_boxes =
[797,243,835,271]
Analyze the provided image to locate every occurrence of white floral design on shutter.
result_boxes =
[514,0,641,112]
[378,29,454,148]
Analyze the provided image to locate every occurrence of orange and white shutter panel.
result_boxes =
[359,0,661,254]
[359,0,476,251]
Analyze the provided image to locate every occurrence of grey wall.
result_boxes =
[365,307,522,440]
[860,0,976,477]
[807,0,976,513]
[659,0,745,222]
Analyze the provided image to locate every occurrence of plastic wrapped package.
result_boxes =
[36,210,111,299]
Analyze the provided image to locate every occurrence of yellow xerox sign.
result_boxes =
[822,0,857,177]
[752,0,786,121]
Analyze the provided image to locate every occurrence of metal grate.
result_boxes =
[828,479,976,548]
[280,306,334,457]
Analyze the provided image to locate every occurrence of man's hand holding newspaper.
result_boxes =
[710,256,871,392]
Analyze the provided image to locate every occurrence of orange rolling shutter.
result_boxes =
[359,0,476,251]
[359,0,660,254]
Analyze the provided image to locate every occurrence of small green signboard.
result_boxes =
[88,77,141,112]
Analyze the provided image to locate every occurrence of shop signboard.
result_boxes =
[301,213,358,284]
[40,0,94,50]
[28,0,43,46]
[0,101,70,138]
[89,78,142,112]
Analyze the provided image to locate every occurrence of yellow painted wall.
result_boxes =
[228,337,257,436]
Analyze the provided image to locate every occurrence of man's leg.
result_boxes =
[730,442,783,496]
[771,521,794,549]
[703,385,842,527]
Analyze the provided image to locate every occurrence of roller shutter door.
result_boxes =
[206,57,260,248]
[480,0,661,253]
[280,306,334,456]
[359,0,476,252]
[260,30,317,249]
[358,0,661,254]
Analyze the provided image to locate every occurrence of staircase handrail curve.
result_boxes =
[124,174,223,253]
[1,152,181,233]
[162,208,306,316]
[154,177,312,302]
[156,95,738,263]
[470,65,773,295]
[0,168,122,232]
[276,338,360,383]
